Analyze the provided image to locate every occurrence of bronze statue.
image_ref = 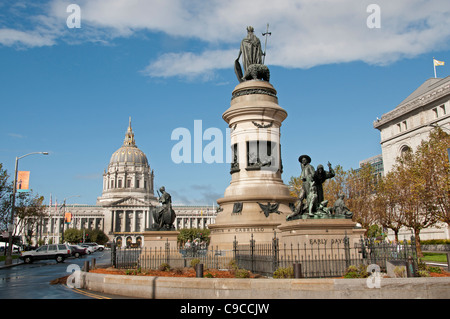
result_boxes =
[287,155,338,220]
[333,194,353,219]
[235,26,270,82]
[313,162,335,203]
[151,186,176,230]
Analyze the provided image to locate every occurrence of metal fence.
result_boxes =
[111,242,234,271]
[111,234,418,278]
[233,233,418,278]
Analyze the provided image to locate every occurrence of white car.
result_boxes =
[20,244,72,264]
[82,242,105,251]
[80,244,96,254]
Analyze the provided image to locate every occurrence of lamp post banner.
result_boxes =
[16,171,30,192]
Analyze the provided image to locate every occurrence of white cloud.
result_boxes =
[3,0,450,78]
[142,49,236,80]
[0,28,56,47]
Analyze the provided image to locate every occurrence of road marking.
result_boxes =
[64,284,111,299]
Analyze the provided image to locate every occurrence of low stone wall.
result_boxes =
[422,244,450,252]
[81,272,450,299]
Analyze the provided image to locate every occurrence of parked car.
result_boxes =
[80,244,96,254]
[19,244,72,264]
[82,242,104,251]
[70,245,87,258]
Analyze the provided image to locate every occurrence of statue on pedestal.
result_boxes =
[150,186,176,230]
[235,26,270,82]
[333,194,353,219]
[287,155,337,220]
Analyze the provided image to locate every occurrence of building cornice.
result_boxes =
[374,79,450,129]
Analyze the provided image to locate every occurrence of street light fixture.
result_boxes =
[5,151,49,266]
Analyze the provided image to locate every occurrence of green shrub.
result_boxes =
[273,267,294,279]
[428,266,442,274]
[420,239,450,245]
[235,268,250,278]
[190,258,201,268]
[417,270,430,277]
[228,259,239,271]
[159,263,171,272]
[344,264,369,278]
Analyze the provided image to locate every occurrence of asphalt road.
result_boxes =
[0,250,129,299]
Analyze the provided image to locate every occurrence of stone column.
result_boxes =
[209,80,295,250]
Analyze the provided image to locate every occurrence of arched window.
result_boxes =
[400,145,412,157]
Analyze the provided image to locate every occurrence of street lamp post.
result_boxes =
[60,195,80,243]
[5,152,49,266]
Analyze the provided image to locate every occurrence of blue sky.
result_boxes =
[1,0,449,206]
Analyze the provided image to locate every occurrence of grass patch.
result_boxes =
[421,253,448,263]
[0,255,19,262]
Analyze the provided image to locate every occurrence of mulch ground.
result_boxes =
[50,267,450,284]
[89,267,254,278]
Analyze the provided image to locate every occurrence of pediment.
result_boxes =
[109,196,150,207]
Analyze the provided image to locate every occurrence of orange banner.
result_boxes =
[65,212,72,224]
[17,171,30,192]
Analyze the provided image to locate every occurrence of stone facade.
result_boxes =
[374,76,450,240]
[374,76,450,173]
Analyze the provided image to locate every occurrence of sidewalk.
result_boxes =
[0,256,23,269]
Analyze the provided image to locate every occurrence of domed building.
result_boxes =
[97,118,157,205]
[17,118,218,248]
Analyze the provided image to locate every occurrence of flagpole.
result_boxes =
[433,58,436,78]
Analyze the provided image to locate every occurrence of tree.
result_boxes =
[346,163,378,232]
[14,194,47,245]
[373,172,403,243]
[0,163,12,232]
[322,165,347,207]
[0,163,46,243]
[415,128,450,227]
[63,228,109,245]
[391,137,440,256]
[177,228,210,247]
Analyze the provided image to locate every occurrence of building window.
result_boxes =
[397,123,402,133]
[402,121,407,131]
[118,180,122,188]
[136,179,140,188]
[440,104,446,115]
[432,108,438,119]
[127,180,131,188]
[111,180,114,189]
[400,145,411,157]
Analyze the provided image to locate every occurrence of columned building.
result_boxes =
[374,76,450,173]
[374,76,450,240]
[18,119,217,247]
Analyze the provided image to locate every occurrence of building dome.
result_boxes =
[109,118,148,166]
[109,146,148,166]
[97,117,156,206]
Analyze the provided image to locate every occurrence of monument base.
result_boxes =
[142,230,179,249]
[278,218,365,248]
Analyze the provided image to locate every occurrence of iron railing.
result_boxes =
[233,233,418,278]
[111,234,418,278]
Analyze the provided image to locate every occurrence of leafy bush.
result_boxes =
[227,259,250,278]
[190,258,201,268]
[427,266,442,274]
[273,267,294,279]
[234,268,251,278]
[159,263,171,272]
[420,239,450,245]
[344,264,369,278]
